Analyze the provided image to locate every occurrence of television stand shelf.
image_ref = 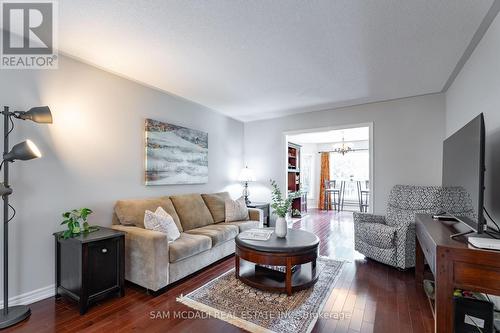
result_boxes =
[415,214,500,332]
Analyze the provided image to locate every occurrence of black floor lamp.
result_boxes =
[0,106,52,329]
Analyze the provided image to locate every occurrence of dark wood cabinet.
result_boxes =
[415,214,500,332]
[54,227,125,314]
[247,202,270,226]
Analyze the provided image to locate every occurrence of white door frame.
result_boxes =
[283,122,374,213]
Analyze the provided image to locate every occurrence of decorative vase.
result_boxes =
[275,217,288,238]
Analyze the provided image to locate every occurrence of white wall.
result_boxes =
[446,12,500,220]
[0,55,244,302]
[244,94,446,215]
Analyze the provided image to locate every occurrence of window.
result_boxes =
[329,150,369,181]
[301,154,313,195]
[329,143,369,202]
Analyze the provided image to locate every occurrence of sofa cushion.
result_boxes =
[225,197,249,222]
[169,233,212,263]
[357,223,396,249]
[170,194,215,231]
[162,197,183,232]
[114,196,182,231]
[185,224,238,246]
[201,192,231,223]
[220,220,259,232]
[144,207,181,241]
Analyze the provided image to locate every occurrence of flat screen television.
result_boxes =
[442,113,485,234]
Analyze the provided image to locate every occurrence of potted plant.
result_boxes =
[270,180,301,238]
[59,208,98,239]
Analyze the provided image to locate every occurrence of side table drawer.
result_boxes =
[87,238,120,295]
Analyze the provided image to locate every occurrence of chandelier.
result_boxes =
[333,135,353,155]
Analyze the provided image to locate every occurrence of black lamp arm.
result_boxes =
[0,109,15,116]
[1,110,31,120]
[10,111,27,120]
[2,106,53,124]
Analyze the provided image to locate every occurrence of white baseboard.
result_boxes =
[0,285,54,307]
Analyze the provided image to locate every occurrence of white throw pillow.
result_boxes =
[225,196,249,222]
[144,207,181,241]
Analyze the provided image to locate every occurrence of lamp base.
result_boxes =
[242,182,251,205]
[0,305,31,329]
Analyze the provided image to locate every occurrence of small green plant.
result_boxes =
[270,180,301,218]
[60,208,98,239]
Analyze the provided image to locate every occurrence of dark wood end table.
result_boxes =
[246,202,270,227]
[235,228,319,296]
[54,227,125,314]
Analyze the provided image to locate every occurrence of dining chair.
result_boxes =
[324,180,341,211]
[357,180,370,212]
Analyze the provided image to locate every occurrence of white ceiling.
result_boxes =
[57,0,494,122]
[288,126,369,144]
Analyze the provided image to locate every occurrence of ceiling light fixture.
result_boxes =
[333,134,353,155]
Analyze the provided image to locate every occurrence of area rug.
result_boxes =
[177,257,344,333]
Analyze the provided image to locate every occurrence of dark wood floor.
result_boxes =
[6,209,433,333]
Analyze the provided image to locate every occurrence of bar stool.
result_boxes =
[357,180,370,212]
[324,180,341,211]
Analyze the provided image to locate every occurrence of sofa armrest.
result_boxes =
[111,225,170,291]
[353,212,386,225]
[248,208,262,223]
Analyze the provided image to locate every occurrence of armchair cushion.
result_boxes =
[442,186,475,217]
[357,223,396,249]
[386,206,424,229]
[388,185,441,211]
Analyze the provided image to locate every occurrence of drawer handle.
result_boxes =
[101,248,108,254]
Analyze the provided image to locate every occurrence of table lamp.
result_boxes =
[238,166,256,205]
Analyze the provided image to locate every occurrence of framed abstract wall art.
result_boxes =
[145,119,208,185]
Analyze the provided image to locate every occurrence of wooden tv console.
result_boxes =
[415,214,500,332]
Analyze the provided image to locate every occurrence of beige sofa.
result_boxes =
[111,192,261,292]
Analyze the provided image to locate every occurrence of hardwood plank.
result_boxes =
[3,210,432,333]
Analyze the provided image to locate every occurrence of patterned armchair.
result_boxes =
[353,185,473,270]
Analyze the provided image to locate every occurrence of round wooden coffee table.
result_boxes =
[235,228,320,296]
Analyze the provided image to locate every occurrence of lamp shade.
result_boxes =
[4,140,42,161]
[18,106,53,123]
[238,166,256,182]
